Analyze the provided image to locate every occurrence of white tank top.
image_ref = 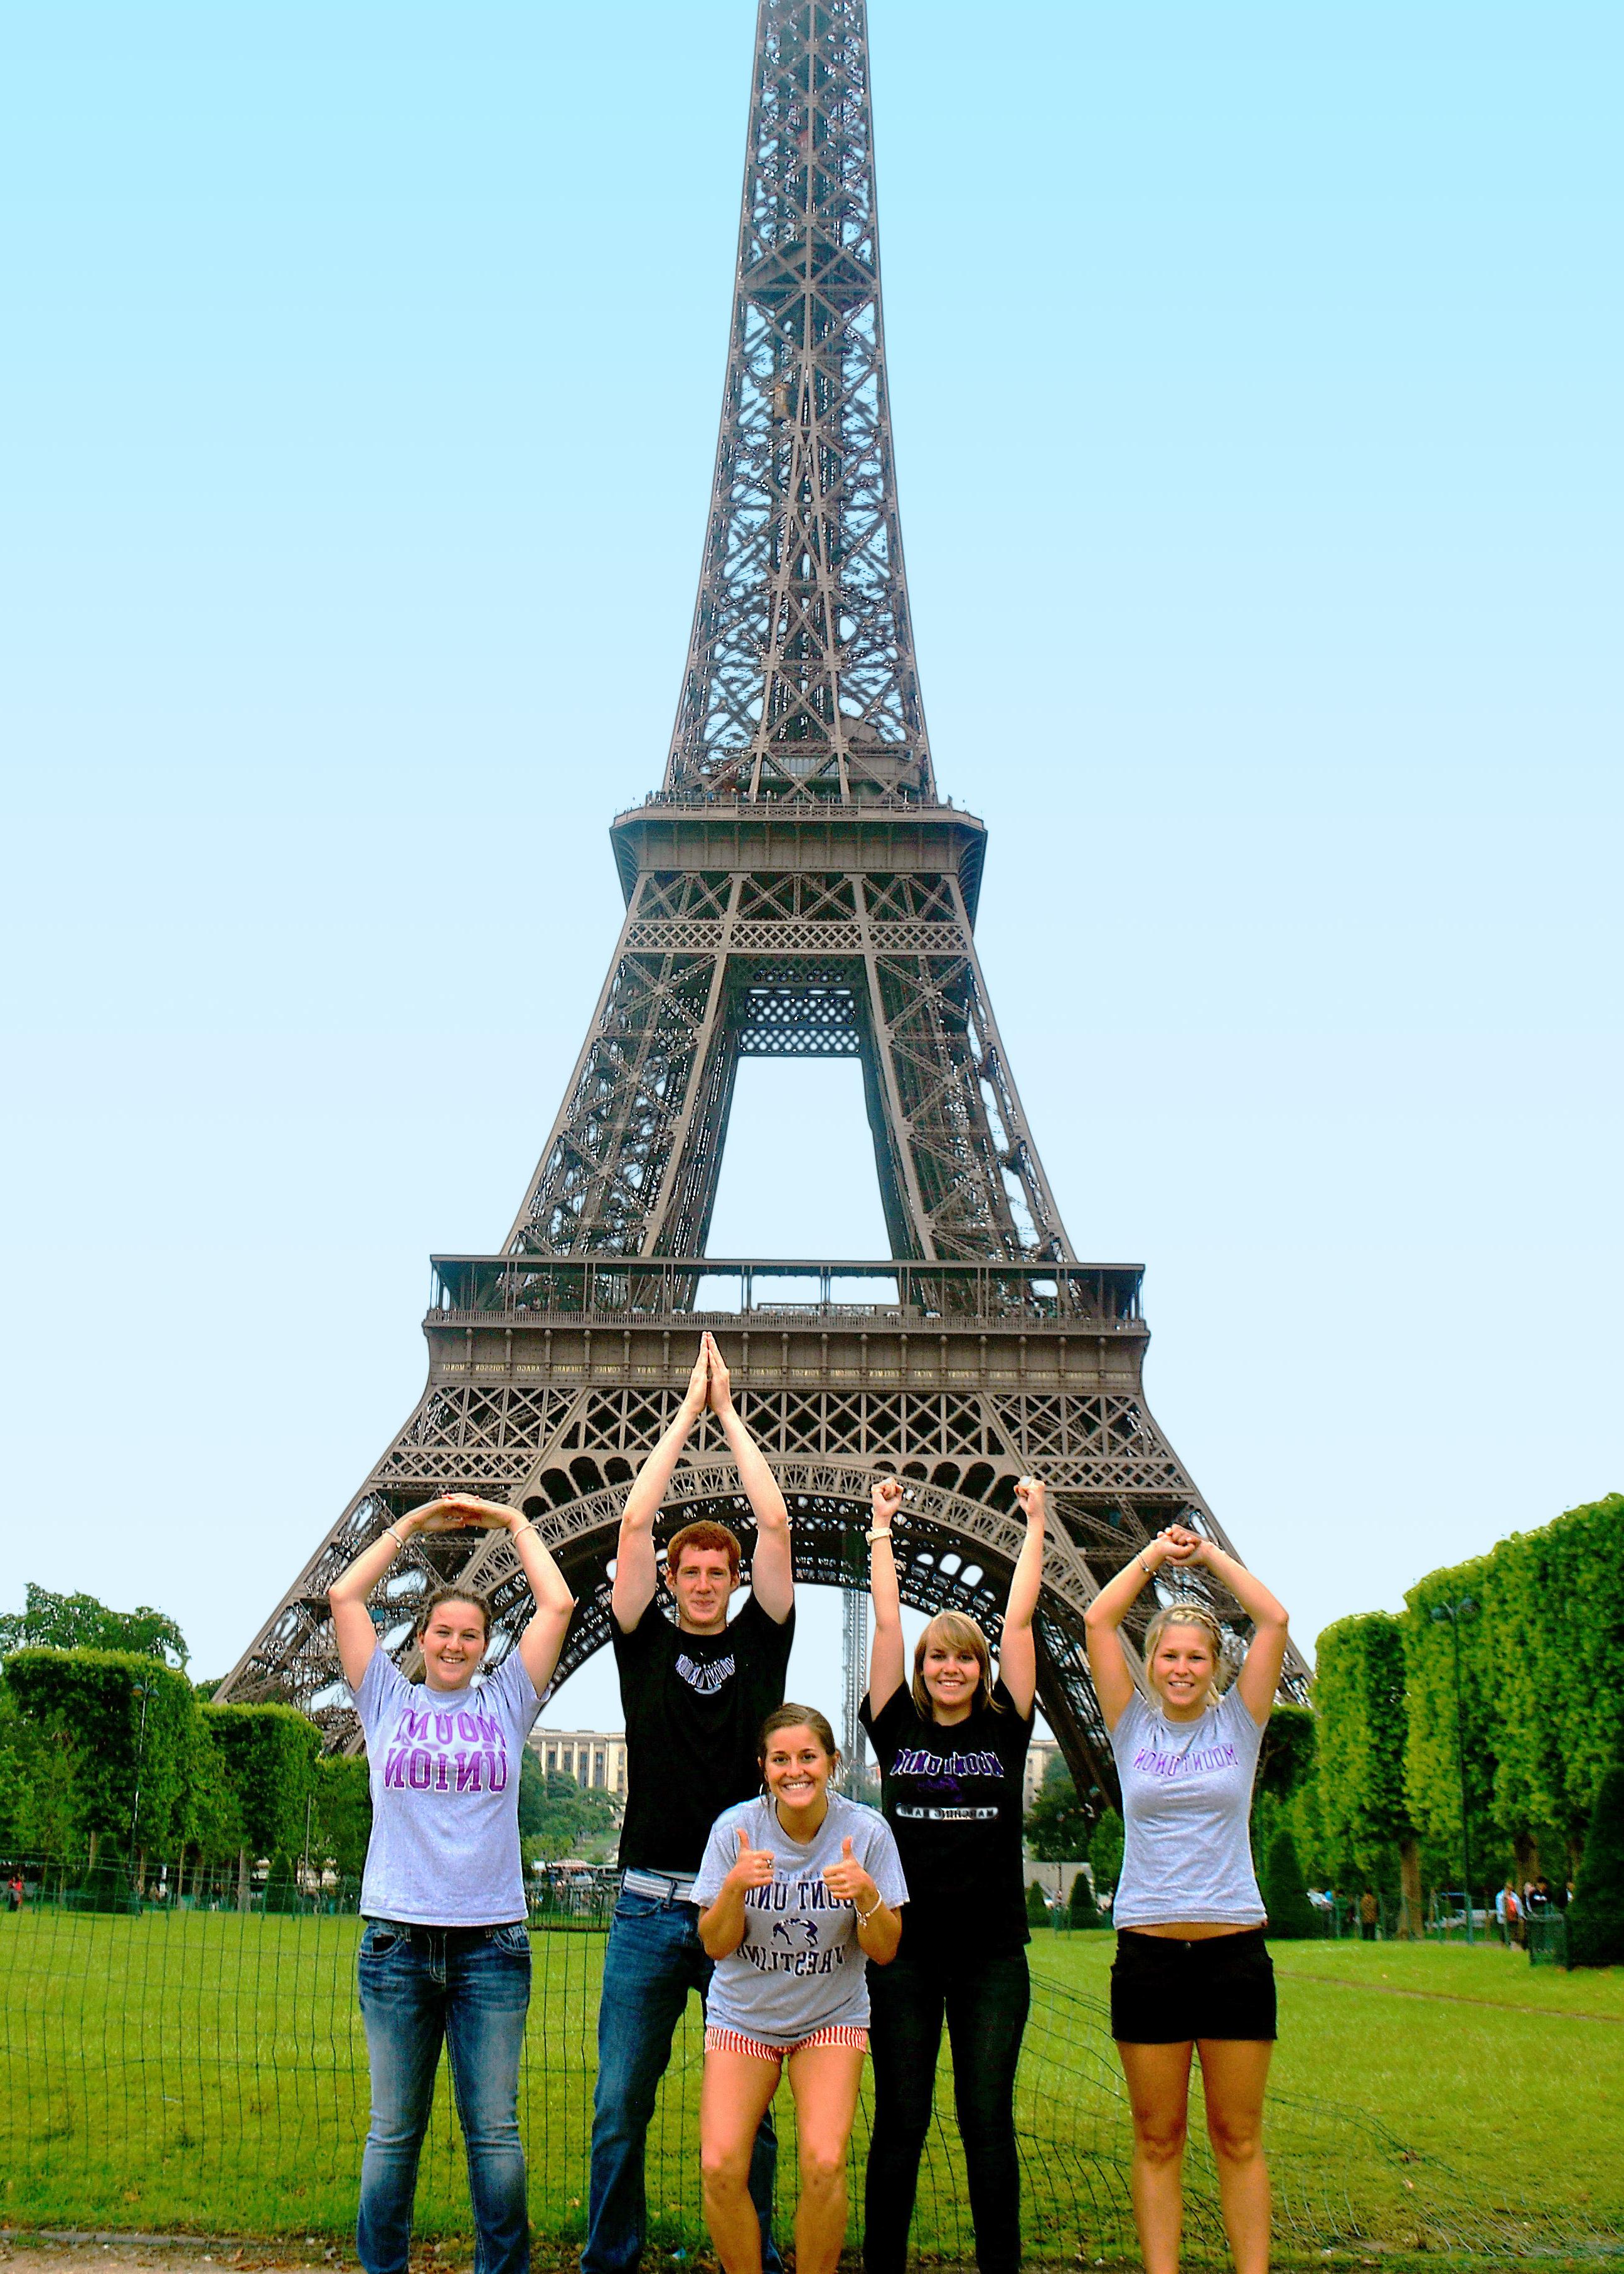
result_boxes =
[1108,1684,1267,1929]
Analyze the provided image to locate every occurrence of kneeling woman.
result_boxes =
[693,1706,909,2274]
[1084,1527,1290,2274]
[328,1495,575,2274]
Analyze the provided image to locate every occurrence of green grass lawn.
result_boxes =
[3,1911,1618,2258]
[1028,1933,1623,2246]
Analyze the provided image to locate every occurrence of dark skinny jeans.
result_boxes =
[863,1941,1030,2274]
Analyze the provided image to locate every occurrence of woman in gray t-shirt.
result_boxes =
[329,1493,575,2274]
[1084,1525,1291,2274]
[693,1704,907,2274]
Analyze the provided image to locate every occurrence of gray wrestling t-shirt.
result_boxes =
[692,1791,909,2046]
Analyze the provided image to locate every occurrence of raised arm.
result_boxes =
[1083,1532,1182,1732]
[328,1515,412,1691]
[1185,1534,1290,1726]
[865,1475,906,1714]
[476,1502,576,1694]
[706,1331,793,1624]
[995,1476,1045,1719]
[612,1342,712,1633]
[325,1493,570,1693]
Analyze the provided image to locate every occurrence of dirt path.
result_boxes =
[1,2248,341,2274]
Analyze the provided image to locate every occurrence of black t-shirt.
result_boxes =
[860,1676,1035,1955]
[612,1592,795,1874]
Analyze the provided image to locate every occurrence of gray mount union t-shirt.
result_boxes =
[692,1790,909,2046]
[355,1645,542,1926]
[1109,1684,1268,1930]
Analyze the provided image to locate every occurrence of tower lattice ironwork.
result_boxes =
[218,0,1310,1800]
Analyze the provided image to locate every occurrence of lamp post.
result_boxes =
[1430,1596,1478,1944]
[129,1677,156,1895]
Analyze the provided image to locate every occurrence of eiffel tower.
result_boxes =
[219,0,1310,1791]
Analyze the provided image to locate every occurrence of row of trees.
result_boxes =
[1308,1492,1622,1933]
[0,1646,370,1895]
[0,1642,636,1893]
[0,1572,628,1893]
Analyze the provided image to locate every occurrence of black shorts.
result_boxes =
[1109,1926,1277,2044]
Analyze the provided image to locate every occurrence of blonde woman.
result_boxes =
[1084,1525,1290,2274]
[858,1474,1045,2274]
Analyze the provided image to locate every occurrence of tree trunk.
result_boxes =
[236,1846,250,1913]
[1396,1837,1423,1939]
[85,1825,100,1891]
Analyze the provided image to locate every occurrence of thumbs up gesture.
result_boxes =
[821,1832,877,1909]
[726,1823,776,1892]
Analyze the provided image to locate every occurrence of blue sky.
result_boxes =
[2,1,1618,1730]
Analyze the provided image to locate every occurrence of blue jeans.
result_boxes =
[356,1920,532,2274]
[865,1943,1030,2274]
[584,1888,779,2274]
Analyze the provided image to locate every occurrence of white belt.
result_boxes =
[622,1867,698,1903]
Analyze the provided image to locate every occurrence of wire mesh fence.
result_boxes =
[1,1858,1618,2258]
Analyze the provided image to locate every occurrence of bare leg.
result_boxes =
[701,2049,784,2274]
[1117,2041,1194,2274]
[1196,2039,1273,2274]
[784,2044,867,2274]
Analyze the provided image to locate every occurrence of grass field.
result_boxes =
[3,1910,1618,2258]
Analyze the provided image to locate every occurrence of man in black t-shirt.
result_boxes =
[584,1333,793,2274]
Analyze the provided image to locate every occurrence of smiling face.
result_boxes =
[668,1544,737,1635]
[419,1597,489,1691]
[761,1723,836,1827]
[1148,1622,1217,1719]
[921,1640,983,1722]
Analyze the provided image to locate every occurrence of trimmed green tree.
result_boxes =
[1025,1754,1089,1860]
[202,1702,321,1906]
[1567,1761,1624,1968]
[1089,1808,1125,1902]
[1492,1495,1624,1872]
[1403,1556,1504,1907]
[6,1648,197,1877]
[311,1754,372,1881]
[1069,1867,1104,1928]
[1025,1877,1050,1927]
[182,1713,243,1894]
[1314,1611,1421,1930]
[1261,1828,1319,1939]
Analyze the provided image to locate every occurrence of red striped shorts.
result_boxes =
[703,2023,868,2063]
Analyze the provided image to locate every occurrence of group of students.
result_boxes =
[328,1333,1291,2274]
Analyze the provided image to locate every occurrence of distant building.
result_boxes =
[530,1726,628,1798]
[1023,1736,1062,1816]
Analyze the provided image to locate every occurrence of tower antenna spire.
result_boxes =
[667,0,932,805]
